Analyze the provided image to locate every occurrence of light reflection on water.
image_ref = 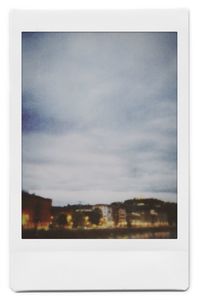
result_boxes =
[108,231,176,239]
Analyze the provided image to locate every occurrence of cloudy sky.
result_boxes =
[22,32,177,206]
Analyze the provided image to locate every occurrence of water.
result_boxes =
[22,228,177,239]
[108,231,177,239]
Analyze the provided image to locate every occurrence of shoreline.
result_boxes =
[22,225,177,239]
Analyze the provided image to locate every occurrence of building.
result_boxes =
[129,212,142,227]
[22,191,52,230]
[117,208,127,227]
[94,204,113,227]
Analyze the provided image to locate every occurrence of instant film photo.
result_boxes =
[10,10,189,291]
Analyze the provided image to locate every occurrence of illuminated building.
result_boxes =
[22,191,52,230]
[94,204,113,227]
[117,208,127,227]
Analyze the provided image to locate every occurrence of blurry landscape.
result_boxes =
[22,32,177,239]
[22,191,177,239]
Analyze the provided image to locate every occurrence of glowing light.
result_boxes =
[37,223,49,231]
[22,213,29,226]
[66,214,72,223]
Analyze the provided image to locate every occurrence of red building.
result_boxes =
[22,191,52,230]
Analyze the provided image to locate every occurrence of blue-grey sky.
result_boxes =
[22,32,177,205]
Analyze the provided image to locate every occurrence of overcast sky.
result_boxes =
[22,32,177,206]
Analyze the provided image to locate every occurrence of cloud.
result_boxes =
[22,32,177,205]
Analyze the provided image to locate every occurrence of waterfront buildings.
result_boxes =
[22,192,176,231]
[22,191,52,230]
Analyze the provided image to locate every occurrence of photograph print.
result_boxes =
[22,32,177,239]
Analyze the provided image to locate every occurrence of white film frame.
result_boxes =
[10,10,189,291]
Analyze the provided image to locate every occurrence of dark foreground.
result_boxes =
[22,225,177,239]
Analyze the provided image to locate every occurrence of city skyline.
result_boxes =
[22,189,175,207]
[22,190,177,239]
[22,32,177,206]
